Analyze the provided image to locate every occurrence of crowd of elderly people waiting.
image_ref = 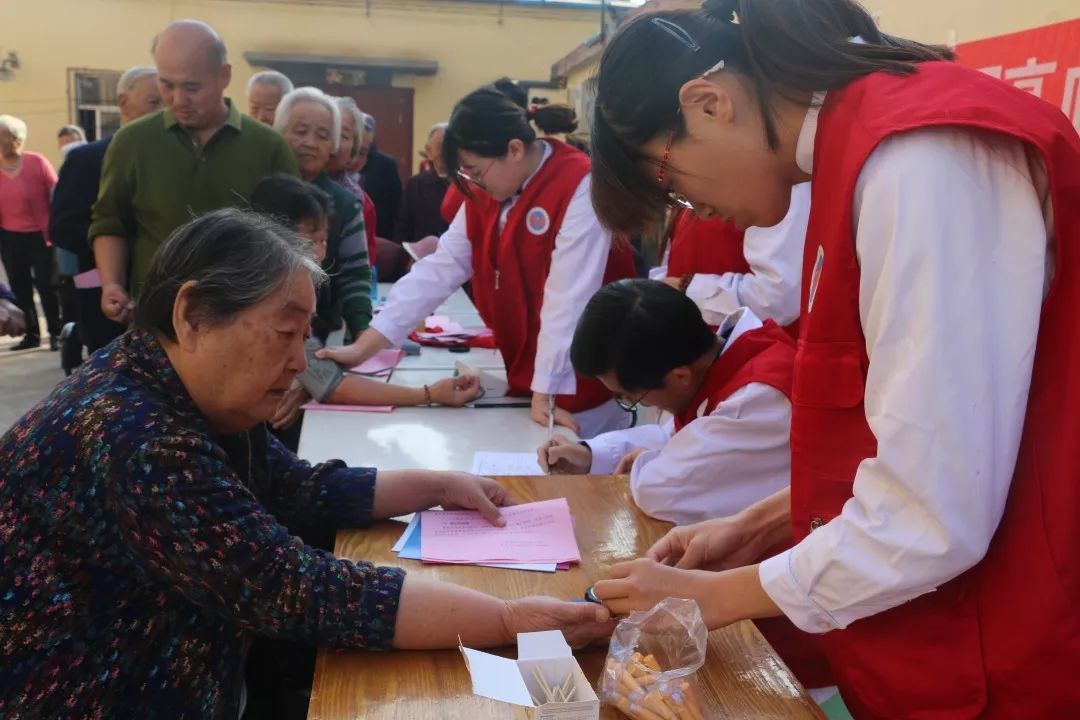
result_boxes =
[0,18,613,720]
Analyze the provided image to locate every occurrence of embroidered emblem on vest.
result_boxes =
[526,206,551,235]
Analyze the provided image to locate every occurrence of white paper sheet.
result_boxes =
[391,514,420,552]
[470,451,545,476]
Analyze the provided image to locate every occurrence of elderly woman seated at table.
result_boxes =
[274,86,373,339]
[0,209,612,719]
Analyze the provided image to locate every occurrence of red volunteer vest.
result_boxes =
[668,210,802,338]
[791,61,1080,718]
[441,183,465,224]
[465,139,637,413]
[671,321,834,689]
[666,211,749,278]
[673,320,793,431]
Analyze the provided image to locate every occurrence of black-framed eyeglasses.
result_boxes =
[615,389,650,413]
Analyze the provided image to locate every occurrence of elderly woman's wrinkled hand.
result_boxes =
[500,596,615,649]
[0,299,26,337]
[437,472,514,527]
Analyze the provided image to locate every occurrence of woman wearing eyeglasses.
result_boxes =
[319,83,637,439]
[585,0,1080,717]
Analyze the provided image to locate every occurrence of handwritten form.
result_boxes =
[392,515,561,572]
[470,452,545,476]
[421,498,580,565]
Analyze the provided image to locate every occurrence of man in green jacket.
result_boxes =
[91,19,298,324]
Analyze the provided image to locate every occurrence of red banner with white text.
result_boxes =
[954,16,1080,133]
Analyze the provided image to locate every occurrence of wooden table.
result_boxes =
[308,476,824,719]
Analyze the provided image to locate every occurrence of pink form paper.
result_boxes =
[420,498,581,565]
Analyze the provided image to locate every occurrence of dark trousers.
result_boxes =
[78,287,125,353]
[58,276,79,327]
[0,229,61,340]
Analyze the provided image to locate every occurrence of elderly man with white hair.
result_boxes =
[56,125,87,158]
[90,19,298,326]
[274,86,372,338]
[246,69,293,125]
[50,65,163,357]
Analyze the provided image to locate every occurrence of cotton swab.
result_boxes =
[604,654,706,720]
[532,667,577,704]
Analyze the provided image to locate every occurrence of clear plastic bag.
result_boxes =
[599,597,708,720]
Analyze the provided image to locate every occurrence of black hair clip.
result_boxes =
[651,17,701,52]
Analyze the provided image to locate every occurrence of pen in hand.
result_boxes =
[547,394,556,447]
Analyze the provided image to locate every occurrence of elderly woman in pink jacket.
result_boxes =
[0,114,61,351]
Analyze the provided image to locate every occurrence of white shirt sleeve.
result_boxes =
[759,128,1048,633]
[532,174,614,395]
[586,421,673,475]
[648,246,670,280]
[684,182,809,326]
[631,384,791,527]
[369,206,474,347]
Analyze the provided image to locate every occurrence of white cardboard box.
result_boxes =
[460,630,600,720]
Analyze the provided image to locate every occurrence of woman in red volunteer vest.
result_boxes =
[541,278,835,690]
[587,1,1080,718]
[654,182,809,327]
[319,84,637,439]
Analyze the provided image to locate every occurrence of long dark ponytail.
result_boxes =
[591,0,954,234]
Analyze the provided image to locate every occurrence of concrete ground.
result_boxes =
[0,267,68,435]
[0,320,66,435]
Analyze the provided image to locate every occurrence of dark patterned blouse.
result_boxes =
[0,329,406,719]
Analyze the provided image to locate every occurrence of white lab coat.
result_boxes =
[650,183,811,326]
[371,142,629,438]
[586,308,791,526]
[759,94,1051,634]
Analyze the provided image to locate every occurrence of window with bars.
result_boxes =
[69,69,122,142]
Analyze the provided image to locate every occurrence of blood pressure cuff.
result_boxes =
[297,337,345,403]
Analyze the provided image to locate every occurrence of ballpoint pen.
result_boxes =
[547,394,556,446]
